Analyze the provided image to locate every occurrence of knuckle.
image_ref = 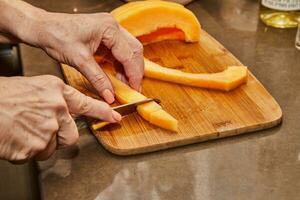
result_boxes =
[45,75,64,88]
[101,15,120,46]
[75,50,93,69]
[65,133,79,146]
[16,148,32,161]
[75,56,89,70]
[101,106,114,121]
[49,120,59,133]
[15,140,45,161]
[55,100,68,112]
[72,134,80,144]
[35,140,48,152]
[102,103,112,114]
[105,24,119,38]
[90,74,107,88]
[79,95,91,114]
[135,42,144,54]
[103,13,118,27]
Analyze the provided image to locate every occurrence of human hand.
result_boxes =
[1,0,144,103]
[0,75,121,162]
[32,12,144,104]
[0,0,144,103]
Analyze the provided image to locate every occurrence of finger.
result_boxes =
[63,85,121,122]
[77,57,115,104]
[119,27,144,91]
[35,134,57,161]
[102,24,144,91]
[56,113,79,149]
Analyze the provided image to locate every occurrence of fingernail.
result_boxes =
[102,89,115,104]
[112,111,122,122]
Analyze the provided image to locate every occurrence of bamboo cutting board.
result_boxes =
[61,30,282,155]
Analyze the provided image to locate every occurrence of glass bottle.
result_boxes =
[260,0,300,28]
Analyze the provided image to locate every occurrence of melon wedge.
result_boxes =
[150,109,178,131]
[107,74,178,132]
[144,59,248,91]
[111,1,201,44]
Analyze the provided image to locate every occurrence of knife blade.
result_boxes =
[113,98,161,116]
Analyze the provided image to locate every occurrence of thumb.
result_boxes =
[63,85,121,122]
[77,57,115,104]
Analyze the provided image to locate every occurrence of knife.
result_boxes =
[90,98,161,130]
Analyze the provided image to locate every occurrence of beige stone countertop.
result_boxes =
[20,0,300,199]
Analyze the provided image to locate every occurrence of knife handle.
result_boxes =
[91,121,110,130]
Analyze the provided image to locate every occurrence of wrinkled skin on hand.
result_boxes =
[34,12,144,103]
[0,76,121,162]
[0,1,143,162]
[1,1,144,101]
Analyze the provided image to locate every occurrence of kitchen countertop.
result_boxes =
[21,0,300,199]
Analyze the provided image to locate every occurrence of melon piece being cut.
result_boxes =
[150,109,178,131]
[111,1,201,44]
[144,59,248,91]
[107,74,178,132]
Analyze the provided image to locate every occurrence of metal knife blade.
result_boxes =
[113,98,161,116]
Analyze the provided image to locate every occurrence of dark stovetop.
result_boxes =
[0,44,22,76]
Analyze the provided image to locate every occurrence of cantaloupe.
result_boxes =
[137,27,185,44]
[111,1,201,44]
[105,74,178,132]
[144,59,248,91]
[150,109,178,131]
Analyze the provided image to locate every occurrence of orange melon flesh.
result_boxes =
[144,59,248,91]
[150,109,178,131]
[137,27,185,44]
[107,74,178,132]
[137,102,162,121]
[94,55,105,63]
[111,1,201,44]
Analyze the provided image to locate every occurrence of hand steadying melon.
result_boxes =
[93,1,248,132]
[111,0,201,44]
[110,1,248,91]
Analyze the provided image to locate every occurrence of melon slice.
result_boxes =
[150,109,178,131]
[144,59,248,91]
[106,74,178,132]
[111,1,201,44]
[137,102,162,121]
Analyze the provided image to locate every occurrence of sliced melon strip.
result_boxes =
[144,59,248,91]
[150,109,178,132]
[137,102,162,121]
[107,74,146,103]
[107,74,178,131]
[111,1,201,44]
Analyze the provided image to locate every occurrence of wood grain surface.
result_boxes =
[61,30,282,155]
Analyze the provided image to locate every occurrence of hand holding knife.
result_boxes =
[81,98,160,130]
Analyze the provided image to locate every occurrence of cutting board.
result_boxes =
[61,30,282,155]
